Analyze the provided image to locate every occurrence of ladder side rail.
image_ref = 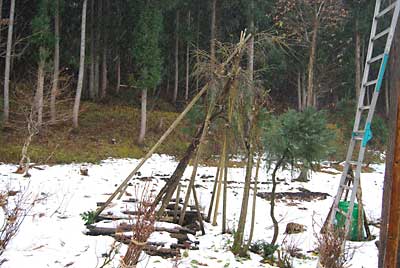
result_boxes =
[339,0,400,247]
[328,0,383,228]
[328,158,354,225]
[384,1,400,55]
[354,0,381,121]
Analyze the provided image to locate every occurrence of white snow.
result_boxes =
[0,154,384,268]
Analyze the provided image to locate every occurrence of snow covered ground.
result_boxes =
[0,155,384,268]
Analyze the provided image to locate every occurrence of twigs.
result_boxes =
[0,185,38,258]
[313,215,353,268]
[121,183,156,268]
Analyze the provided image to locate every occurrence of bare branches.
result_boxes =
[0,185,37,258]
[121,183,156,267]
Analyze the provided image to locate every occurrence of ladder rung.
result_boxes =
[340,184,354,191]
[368,53,384,64]
[372,28,391,41]
[335,208,349,217]
[359,105,371,111]
[364,79,378,87]
[376,2,397,19]
[352,130,365,140]
[348,161,359,166]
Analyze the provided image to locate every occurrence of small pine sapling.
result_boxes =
[263,108,334,247]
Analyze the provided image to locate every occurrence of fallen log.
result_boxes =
[257,191,330,202]
[114,234,197,258]
[86,223,196,236]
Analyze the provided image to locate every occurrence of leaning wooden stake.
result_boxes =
[212,138,226,226]
[191,185,206,235]
[245,154,261,252]
[179,94,215,225]
[222,91,235,233]
[173,184,181,222]
[94,84,209,219]
[207,164,220,222]
[222,130,229,233]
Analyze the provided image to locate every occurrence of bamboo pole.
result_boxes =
[173,183,181,222]
[212,137,226,226]
[192,185,206,235]
[207,164,220,222]
[245,155,261,251]
[94,84,209,219]
[222,129,229,233]
[179,92,215,225]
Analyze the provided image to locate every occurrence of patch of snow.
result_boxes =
[0,155,385,268]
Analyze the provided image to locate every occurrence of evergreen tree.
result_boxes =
[32,0,53,126]
[263,108,333,246]
[131,4,163,145]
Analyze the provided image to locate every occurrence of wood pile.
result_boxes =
[86,195,204,258]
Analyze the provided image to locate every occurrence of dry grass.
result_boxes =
[315,225,353,268]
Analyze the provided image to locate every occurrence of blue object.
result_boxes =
[362,123,373,147]
[376,54,389,93]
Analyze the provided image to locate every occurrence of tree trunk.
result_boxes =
[185,11,190,102]
[94,0,101,98]
[355,18,361,100]
[247,0,254,84]
[89,0,95,99]
[196,9,200,92]
[306,17,319,108]
[3,0,15,126]
[297,71,302,111]
[384,75,400,267]
[231,141,254,255]
[173,10,179,104]
[50,0,60,124]
[100,0,107,100]
[138,88,147,145]
[72,0,88,128]
[101,46,107,99]
[270,155,286,246]
[0,0,3,45]
[36,55,45,127]
[302,71,307,109]
[210,0,217,68]
[116,55,121,94]
[244,155,261,253]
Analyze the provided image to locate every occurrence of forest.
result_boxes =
[0,0,399,267]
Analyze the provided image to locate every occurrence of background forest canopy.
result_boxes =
[0,0,390,163]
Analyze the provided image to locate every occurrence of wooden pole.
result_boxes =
[384,92,400,267]
[94,84,209,219]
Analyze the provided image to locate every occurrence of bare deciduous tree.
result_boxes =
[72,0,88,129]
[3,0,15,126]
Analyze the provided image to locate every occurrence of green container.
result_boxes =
[335,201,364,241]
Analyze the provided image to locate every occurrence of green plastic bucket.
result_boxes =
[335,201,364,241]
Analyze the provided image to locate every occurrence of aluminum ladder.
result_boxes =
[323,0,400,259]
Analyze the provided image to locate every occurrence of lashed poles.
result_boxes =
[95,32,252,220]
[94,84,209,219]
[179,94,216,226]
[155,32,252,218]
